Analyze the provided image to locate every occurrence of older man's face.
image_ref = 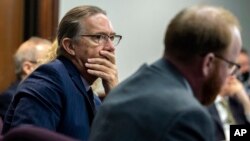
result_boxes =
[72,13,117,83]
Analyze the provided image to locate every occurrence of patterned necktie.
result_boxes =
[220,98,236,125]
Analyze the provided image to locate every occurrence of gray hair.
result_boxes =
[14,37,52,79]
[57,5,106,56]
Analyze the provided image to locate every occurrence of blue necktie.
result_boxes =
[87,88,96,113]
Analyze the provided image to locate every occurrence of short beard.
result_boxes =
[200,68,222,105]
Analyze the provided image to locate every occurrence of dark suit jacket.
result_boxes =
[89,58,215,141]
[0,80,20,119]
[2,56,101,141]
[207,98,249,141]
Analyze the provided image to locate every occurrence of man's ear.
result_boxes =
[22,61,35,76]
[202,53,216,77]
[61,38,75,55]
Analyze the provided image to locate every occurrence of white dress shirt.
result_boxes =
[215,96,232,141]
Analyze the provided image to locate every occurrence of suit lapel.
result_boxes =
[229,98,246,124]
[58,56,95,122]
[208,104,225,135]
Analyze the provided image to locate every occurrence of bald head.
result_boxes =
[14,37,52,79]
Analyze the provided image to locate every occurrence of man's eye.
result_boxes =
[109,36,115,41]
[89,35,102,42]
[228,64,234,69]
[92,35,102,40]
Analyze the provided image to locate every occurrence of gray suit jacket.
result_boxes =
[89,58,215,141]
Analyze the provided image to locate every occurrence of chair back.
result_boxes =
[1,125,79,141]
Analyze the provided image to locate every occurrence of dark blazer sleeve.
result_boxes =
[0,81,19,119]
[0,92,13,119]
[163,107,215,141]
[2,66,63,134]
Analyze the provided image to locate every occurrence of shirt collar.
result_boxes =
[215,95,229,103]
[80,76,91,91]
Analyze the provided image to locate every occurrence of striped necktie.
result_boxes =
[220,98,236,125]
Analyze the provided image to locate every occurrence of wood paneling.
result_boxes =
[38,0,59,40]
[0,0,24,91]
[0,0,59,92]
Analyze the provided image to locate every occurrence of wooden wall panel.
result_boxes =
[0,0,58,92]
[0,0,24,91]
[38,0,59,41]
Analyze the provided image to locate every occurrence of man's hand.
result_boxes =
[221,76,245,97]
[85,50,118,94]
[220,76,250,114]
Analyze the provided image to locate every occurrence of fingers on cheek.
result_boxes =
[100,51,114,59]
[87,69,101,76]
[87,69,108,79]
[86,63,102,69]
[87,62,116,73]
[88,59,112,68]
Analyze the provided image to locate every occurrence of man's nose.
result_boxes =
[103,39,115,51]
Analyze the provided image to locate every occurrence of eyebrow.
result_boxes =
[94,32,117,35]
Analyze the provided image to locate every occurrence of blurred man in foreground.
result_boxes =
[89,5,242,141]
